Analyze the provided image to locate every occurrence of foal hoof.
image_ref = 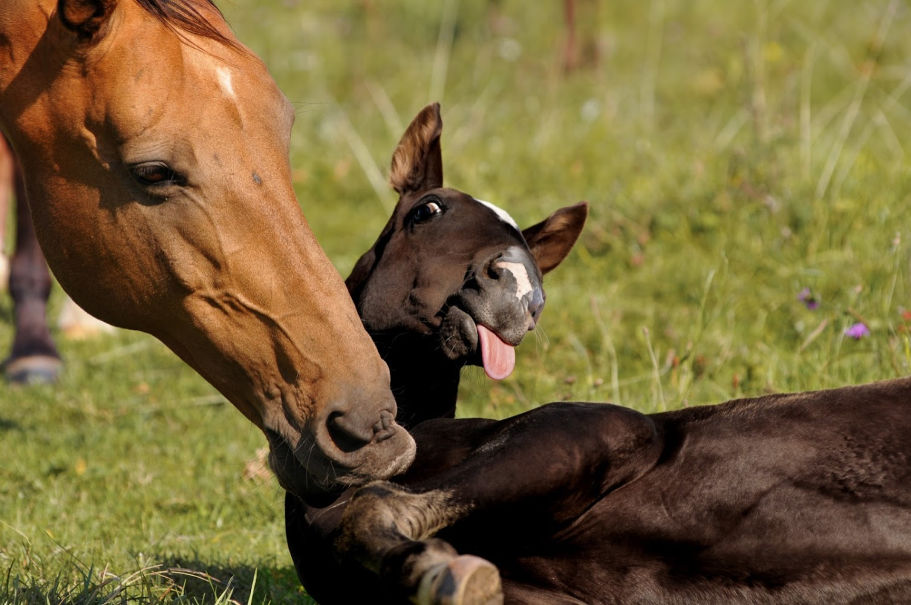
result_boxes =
[3,355,62,385]
[416,555,503,605]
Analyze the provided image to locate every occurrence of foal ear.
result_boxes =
[58,0,117,40]
[346,248,377,304]
[345,214,397,304]
[522,201,588,275]
[390,103,444,196]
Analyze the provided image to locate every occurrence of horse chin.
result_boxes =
[437,305,529,368]
[438,306,479,362]
[266,427,417,502]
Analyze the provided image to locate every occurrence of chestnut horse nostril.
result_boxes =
[327,411,374,453]
[328,408,398,453]
[380,409,394,430]
[373,410,397,442]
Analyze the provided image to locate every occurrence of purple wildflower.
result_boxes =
[844,323,870,339]
[797,287,819,310]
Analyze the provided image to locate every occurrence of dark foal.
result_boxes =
[287,105,911,604]
[286,103,585,602]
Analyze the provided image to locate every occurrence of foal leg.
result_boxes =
[3,170,61,384]
[331,403,660,604]
[331,483,502,605]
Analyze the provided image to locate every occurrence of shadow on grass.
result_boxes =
[155,556,316,604]
[1,557,315,605]
[0,416,21,431]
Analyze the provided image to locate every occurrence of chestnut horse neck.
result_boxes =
[0,0,414,498]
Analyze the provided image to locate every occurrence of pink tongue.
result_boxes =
[477,324,516,380]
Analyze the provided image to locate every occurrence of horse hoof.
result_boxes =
[4,355,62,385]
[417,555,503,605]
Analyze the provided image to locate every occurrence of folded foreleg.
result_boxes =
[334,482,502,604]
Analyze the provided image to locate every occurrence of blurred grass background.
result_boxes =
[2,0,910,602]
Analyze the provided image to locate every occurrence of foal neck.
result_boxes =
[372,332,462,430]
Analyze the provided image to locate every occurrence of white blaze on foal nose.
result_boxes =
[478,251,534,381]
[470,199,532,303]
[494,258,534,302]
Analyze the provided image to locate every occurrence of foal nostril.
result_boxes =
[528,287,544,330]
[528,293,545,323]
[485,261,505,281]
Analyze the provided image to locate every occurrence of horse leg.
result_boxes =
[0,138,12,289]
[562,0,578,72]
[323,403,660,604]
[561,0,602,73]
[4,168,61,384]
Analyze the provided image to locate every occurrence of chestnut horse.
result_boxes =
[0,0,415,498]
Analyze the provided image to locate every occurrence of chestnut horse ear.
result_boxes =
[522,202,588,275]
[58,0,117,40]
[390,103,443,196]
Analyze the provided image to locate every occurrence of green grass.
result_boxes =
[2,0,910,602]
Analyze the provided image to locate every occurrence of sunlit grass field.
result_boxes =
[2,1,910,602]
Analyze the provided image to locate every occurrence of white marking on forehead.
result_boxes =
[473,197,520,231]
[216,66,236,99]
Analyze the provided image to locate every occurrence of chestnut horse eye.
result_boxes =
[130,161,184,188]
[410,200,443,224]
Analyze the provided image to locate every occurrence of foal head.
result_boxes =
[347,104,586,421]
[0,0,415,497]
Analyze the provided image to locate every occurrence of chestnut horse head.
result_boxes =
[0,0,415,498]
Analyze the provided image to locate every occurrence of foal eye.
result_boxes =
[411,200,443,224]
[129,161,184,189]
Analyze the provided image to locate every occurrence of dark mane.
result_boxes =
[134,0,240,50]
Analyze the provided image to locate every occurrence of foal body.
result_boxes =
[286,104,911,604]
[295,383,911,604]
